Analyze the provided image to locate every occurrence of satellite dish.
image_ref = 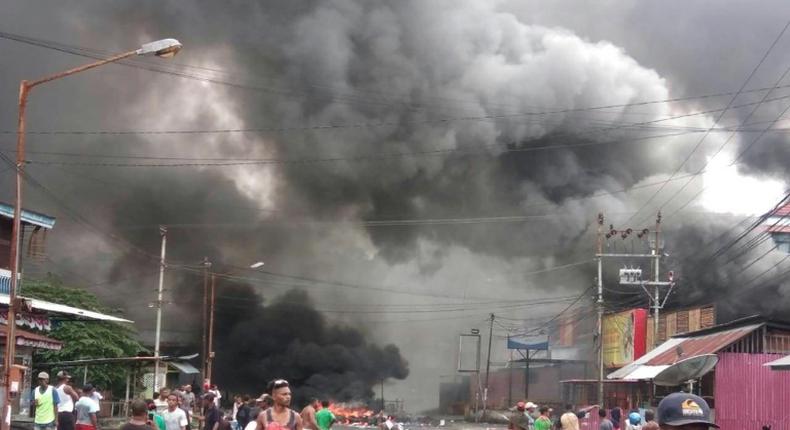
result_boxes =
[653,354,718,386]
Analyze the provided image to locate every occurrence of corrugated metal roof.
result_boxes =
[0,294,132,323]
[607,338,684,380]
[646,324,762,365]
[764,354,790,369]
[0,202,56,229]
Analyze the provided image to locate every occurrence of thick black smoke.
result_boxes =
[2,0,790,409]
[211,287,408,404]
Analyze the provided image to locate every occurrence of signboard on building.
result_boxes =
[603,308,647,368]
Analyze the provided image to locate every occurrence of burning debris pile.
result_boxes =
[327,402,376,425]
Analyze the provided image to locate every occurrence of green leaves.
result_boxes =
[24,275,144,395]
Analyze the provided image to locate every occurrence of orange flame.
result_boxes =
[326,403,376,424]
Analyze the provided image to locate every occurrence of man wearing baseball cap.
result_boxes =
[32,372,61,430]
[656,392,718,429]
[508,401,531,430]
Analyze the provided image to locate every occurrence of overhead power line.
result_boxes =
[8,28,790,128]
[623,18,790,225]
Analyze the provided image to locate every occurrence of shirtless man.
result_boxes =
[257,380,303,430]
[300,399,320,430]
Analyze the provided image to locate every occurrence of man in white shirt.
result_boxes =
[74,384,100,430]
[155,388,171,414]
[161,393,188,430]
[55,371,78,430]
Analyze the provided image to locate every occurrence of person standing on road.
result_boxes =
[509,401,531,430]
[300,399,320,430]
[202,393,222,430]
[162,393,189,430]
[610,408,622,430]
[257,380,302,430]
[32,372,60,430]
[155,389,171,414]
[314,401,335,430]
[599,409,613,430]
[74,384,100,430]
[560,405,579,430]
[55,371,78,430]
[656,392,718,429]
[123,400,156,430]
[146,399,166,430]
[183,385,196,415]
[533,407,552,430]
[236,396,252,430]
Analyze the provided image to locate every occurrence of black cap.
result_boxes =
[657,392,719,428]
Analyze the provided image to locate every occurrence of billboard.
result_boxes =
[457,333,481,373]
[603,308,647,368]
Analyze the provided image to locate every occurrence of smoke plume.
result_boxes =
[2,0,790,409]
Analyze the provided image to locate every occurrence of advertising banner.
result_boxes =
[603,308,647,368]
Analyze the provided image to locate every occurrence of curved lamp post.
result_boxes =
[3,38,182,429]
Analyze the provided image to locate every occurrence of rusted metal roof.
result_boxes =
[646,324,761,365]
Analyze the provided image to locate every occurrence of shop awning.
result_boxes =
[0,294,132,323]
[764,354,790,370]
[169,361,200,374]
[0,325,62,351]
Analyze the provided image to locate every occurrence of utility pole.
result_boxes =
[609,212,675,348]
[206,274,216,383]
[482,313,494,420]
[652,212,662,348]
[596,213,605,407]
[153,226,167,393]
[380,379,385,412]
[201,257,210,380]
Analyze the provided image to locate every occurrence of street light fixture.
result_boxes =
[3,38,182,429]
[137,38,182,57]
[249,261,265,269]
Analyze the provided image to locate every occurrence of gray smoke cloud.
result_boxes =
[2,0,790,409]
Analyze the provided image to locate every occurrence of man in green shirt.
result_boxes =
[314,401,335,430]
[533,407,552,430]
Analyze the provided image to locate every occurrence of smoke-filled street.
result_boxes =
[2,2,790,430]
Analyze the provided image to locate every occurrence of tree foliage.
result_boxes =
[23,275,143,395]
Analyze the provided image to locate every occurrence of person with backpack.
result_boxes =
[31,372,61,430]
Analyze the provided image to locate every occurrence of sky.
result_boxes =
[2,0,790,410]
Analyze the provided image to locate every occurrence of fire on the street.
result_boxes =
[327,403,376,424]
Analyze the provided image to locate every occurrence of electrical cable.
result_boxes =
[622,19,790,225]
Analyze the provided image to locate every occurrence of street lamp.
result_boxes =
[3,38,182,429]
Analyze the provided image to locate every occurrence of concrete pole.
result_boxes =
[653,212,662,348]
[153,226,167,393]
[482,313,494,420]
[206,274,216,383]
[596,213,605,406]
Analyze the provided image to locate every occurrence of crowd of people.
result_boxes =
[29,374,338,430]
[507,392,717,430]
